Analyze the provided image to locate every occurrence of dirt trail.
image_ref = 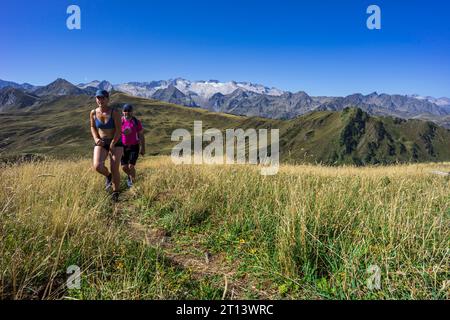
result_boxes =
[113,187,272,299]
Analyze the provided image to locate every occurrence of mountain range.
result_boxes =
[2,90,450,166]
[1,77,450,127]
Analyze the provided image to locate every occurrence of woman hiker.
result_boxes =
[120,103,145,188]
[90,89,124,201]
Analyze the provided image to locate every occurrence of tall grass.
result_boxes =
[0,159,221,299]
[1,156,449,299]
[138,159,449,299]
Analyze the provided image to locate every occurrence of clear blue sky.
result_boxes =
[1,0,449,97]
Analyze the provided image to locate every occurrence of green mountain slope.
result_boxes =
[1,92,450,165]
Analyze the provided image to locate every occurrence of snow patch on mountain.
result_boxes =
[409,94,450,107]
[172,79,284,99]
[78,80,101,89]
[110,78,284,100]
[78,80,113,91]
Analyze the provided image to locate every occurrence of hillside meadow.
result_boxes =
[0,156,449,299]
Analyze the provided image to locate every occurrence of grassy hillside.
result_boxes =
[1,157,448,299]
[0,93,243,159]
[1,92,450,165]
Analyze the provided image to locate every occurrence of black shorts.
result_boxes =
[121,144,140,166]
[94,138,124,152]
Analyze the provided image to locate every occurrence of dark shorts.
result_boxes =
[94,138,124,152]
[121,144,140,166]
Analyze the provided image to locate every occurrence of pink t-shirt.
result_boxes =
[121,117,143,146]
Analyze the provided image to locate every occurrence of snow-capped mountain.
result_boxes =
[78,80,102,89]
[409,94,450,108]
[2,77,450,126]
[112,78,284,101]
[78,80,114,92]
[76,78,450,119]
[113,81,168,98]
[171,78,284,98]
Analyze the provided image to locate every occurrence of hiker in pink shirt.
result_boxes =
[120,104,145,187]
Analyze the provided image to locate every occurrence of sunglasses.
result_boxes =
[96,96,107,100]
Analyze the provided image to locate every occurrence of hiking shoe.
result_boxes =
[111,191,119,202]
[127,176,133,188]
[105,173,112,190]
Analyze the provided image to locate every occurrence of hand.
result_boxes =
[109,141,116,152]
[95,138,104,146]
[140,148,145,156]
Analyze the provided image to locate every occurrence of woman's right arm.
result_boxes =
[90,110,101,145]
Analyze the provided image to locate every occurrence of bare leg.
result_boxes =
[93,146,110,177]
[110,146,123,192]
[122,165,131,176]
[128,164,136,181]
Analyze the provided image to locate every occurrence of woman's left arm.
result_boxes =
[138,129,145,155]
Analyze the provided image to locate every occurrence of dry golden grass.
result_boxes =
[1,156,449,299]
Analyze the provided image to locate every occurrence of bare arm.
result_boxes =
[138,129,145,155]
[111,110,122,146]
[90,109,101,144]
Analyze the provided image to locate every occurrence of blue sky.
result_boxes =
[1,0,449,97]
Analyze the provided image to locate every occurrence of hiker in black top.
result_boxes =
[120,104,145,188]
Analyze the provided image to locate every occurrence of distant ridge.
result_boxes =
[1,91,450,165]
[88,78,450,121]
[1,77,450,127]
[34,78,86,96]
[0,87,38,111]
